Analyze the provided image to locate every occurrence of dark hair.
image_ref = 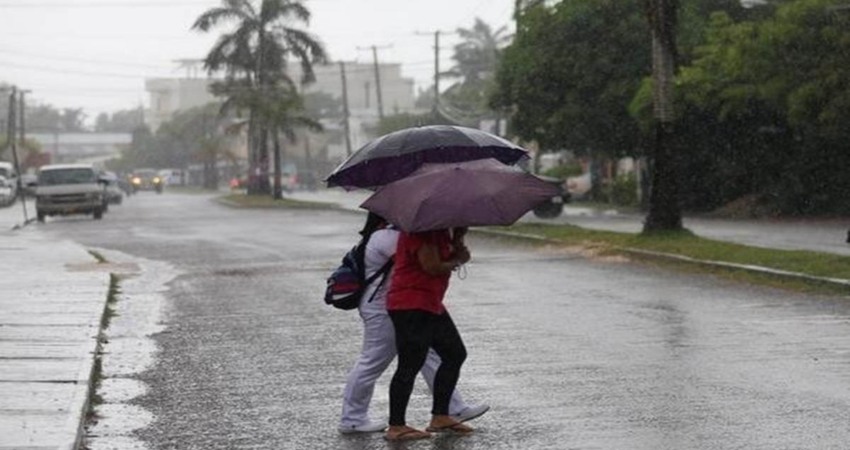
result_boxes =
[359,212,387,238]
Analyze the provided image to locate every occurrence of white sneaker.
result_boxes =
[451,404,490,423]
[338,420,387,434]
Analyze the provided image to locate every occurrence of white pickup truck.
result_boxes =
[34,164,107,222]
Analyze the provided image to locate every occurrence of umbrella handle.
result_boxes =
[453,263,468,280]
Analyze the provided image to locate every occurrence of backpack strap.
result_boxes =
[364,259,394,304]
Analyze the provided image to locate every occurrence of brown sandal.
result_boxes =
[384,426,431,441]
[425,421,474,434]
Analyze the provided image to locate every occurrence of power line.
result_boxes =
[0,60,166,78]
[0,1,214,8]
[0,31,212,41]
[0,0,333,7]
[0,48,175,70]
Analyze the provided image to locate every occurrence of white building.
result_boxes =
[292,62,417,117]
[144,61,418,164]
[144,77,218,132]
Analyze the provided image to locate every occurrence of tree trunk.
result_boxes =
[644,122,681,230]
[257,127,271,195]
[247,114,261,195]
[272,131,283,200]
[643,0,682,232]
[208,150,220,189]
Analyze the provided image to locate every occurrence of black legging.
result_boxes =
[388,309,467,426]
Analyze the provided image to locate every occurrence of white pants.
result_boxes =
[340,312,466,426]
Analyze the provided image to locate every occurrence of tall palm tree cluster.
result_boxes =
[193,0,327,197]
[441,19,511,126]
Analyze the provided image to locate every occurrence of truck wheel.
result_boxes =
[93,209,103,220]
[37,211,45,223]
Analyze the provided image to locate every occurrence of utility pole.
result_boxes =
[433,31,441,113]
[339,61,353,156]
[4,88,14,158]
[357,44,391,120]
[364,81,371,109]
[6,87,28,222]
[416,30,453,114]
[0,88,6,140]
[371,45,385,119]
[19,90,30,148]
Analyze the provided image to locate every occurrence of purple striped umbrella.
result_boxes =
[325,125,528,190]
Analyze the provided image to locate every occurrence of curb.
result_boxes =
[211,195,347,211]
[618,248,850,288]
[474,228,850,290]
[74,272,118,450]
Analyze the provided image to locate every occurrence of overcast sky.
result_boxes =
[0,0,515,122]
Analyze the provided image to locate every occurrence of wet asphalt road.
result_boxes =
[40,192,850,450]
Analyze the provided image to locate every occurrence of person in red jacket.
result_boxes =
[384,227,473,441]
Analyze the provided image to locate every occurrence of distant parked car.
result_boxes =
[0,162,19,206]
[0,175,15,206]
[158,168,186,186]
[566,172,592,200]
[100,172,124,206]
[34,164,108,222]
[20,173,37,198]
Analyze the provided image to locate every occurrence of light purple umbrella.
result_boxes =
[360,159,561,232]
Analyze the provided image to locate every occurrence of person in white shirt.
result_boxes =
[338,213,489,434]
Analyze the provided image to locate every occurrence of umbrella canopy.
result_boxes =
[325,125,528,190]
[360,159,561,232]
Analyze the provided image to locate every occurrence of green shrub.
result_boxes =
[607,173,638,206]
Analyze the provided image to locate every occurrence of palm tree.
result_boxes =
[643,0,683,232]
[442,18,511,126]
[221,83,321,199]
[193,0,327,195]
[260,88,322,199]
[448,18,510,83]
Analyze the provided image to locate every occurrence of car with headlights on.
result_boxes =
[34,164,107,222]
[130,168,163,193]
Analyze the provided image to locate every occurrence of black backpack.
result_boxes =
[324,235,393,310]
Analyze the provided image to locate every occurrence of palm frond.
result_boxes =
[192,3,252,32]
[261,0,311,23]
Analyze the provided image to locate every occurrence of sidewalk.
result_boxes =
[0,202,111,450]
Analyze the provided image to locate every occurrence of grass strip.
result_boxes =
[217,193,336,210]
[506,222,850,287]
[165,185,215,195]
